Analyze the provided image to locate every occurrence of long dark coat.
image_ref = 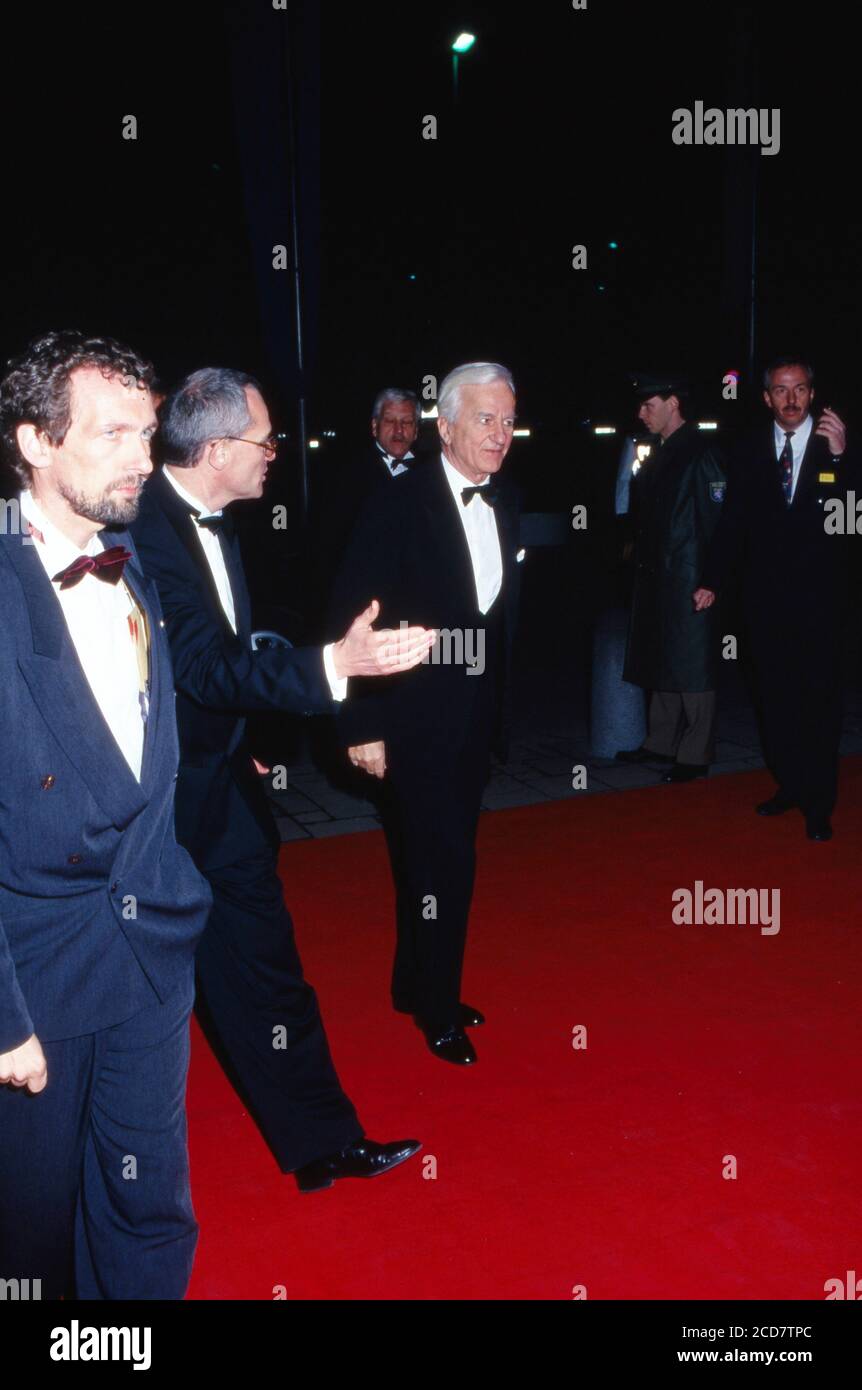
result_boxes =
[624,421,727,692]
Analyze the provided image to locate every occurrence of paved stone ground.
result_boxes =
[265,681,862,842]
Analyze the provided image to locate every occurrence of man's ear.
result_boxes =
[208,439,229,473]
[16,423,51,472]
[438,416,451,447]
[371,417,379,441]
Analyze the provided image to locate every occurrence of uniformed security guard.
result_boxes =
[616,372,727,782]
[696,358,858,841]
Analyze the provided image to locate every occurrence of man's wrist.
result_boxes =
[324,641,349,699]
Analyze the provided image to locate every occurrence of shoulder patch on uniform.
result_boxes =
[709,480,726,503]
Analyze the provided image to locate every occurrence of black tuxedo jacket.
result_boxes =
[0,522,211,1052]
[327,457,522,755]
[130,469,334,872]
[702,422,860,649]
[308,444,417,632]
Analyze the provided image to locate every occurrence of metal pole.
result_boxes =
[453,52,459,106]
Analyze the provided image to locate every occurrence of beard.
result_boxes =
[58,476,143,526]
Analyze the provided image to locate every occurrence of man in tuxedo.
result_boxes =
[617,371,727,782]
[309,389,421,631]
[0,330,212,1299]
[329,362,522,1066]
[696,357,857,841]
[131,368,433,1192]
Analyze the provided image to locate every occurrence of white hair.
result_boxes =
[437,361,515,424]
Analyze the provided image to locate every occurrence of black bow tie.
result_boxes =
[193,510,230,534]
[461,482,500,507]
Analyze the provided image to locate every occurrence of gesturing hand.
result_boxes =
[815,407,847,457]
[692,587,716,611]
[332,600,436,680]
[0,1034,47,1093]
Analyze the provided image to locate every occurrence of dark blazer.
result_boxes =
[129,468,334,872]
[0,523,212,1054]
[702,422,859,651]
[327,456,522,755]
[308,444,417,635]
[624,421,727,691]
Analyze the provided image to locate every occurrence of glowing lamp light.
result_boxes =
[594,426,617,435]
[697,422,718,431]
[452,32,476,52]
[308,439,321,449]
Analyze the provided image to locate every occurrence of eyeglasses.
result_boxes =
[221,432,287,458]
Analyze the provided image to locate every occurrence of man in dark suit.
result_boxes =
[309,388,421,632]
[0,330,212,1299]
[328,362,522,1066]
[617,372,727,782]
[696,357,857,841]
[131,368,433,1192]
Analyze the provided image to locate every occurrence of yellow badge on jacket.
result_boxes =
[818,472,836,484]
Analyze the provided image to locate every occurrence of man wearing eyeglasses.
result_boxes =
[130,368,435,1193]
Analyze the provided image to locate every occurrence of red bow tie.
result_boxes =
[51,546,133,590]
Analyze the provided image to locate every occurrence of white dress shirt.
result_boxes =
[376,444,414,477]
[163,468,346,699]
[773,413,813,502]
[20,490,146,780]
[440,454,503,614]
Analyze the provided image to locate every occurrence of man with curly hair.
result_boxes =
[0,330,212,1299]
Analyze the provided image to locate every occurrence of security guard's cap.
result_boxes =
[630,370,690,401]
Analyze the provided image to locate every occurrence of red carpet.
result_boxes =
[186,762,862,1300]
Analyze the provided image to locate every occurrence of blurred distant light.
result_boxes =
[452,32,476,52]
[594,426,617,435]
[408,273,417,281]
[636,444,652,462]
[308,439,321,449]
[513,429,531,438]
[608,240,619,249]
[632,460,641,475]
[322,431,337,438]
[421,407,439,420]
[698,422,718,430]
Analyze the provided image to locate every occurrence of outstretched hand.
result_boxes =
[332,600,436,680]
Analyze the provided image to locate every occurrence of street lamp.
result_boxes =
[451,32,476,104]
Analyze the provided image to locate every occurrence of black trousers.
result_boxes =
[750,614,844,818]
[382,672,497,1036]
[194,847,363,1173]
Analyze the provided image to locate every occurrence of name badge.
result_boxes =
[818,471,836,484]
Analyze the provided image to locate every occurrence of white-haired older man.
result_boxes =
[329,363,522,1065]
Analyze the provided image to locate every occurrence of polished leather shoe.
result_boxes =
[615,746,674,764]
[806,816,833,842]
[426,1027,477,1065]
[458,1002,485,1028]
[756,793,797,816]
[661,762,708,784]
[294,1137,422,1193]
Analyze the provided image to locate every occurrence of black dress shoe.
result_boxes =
[294,1137,422,1194]
[661,762,708,784]
[615,746,675,764]
[806,816,833,842]
[457,1002,485,1028]
[426,1027,477,1065]
[756,793,797,816]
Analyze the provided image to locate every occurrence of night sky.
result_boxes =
[1,0,859,512]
